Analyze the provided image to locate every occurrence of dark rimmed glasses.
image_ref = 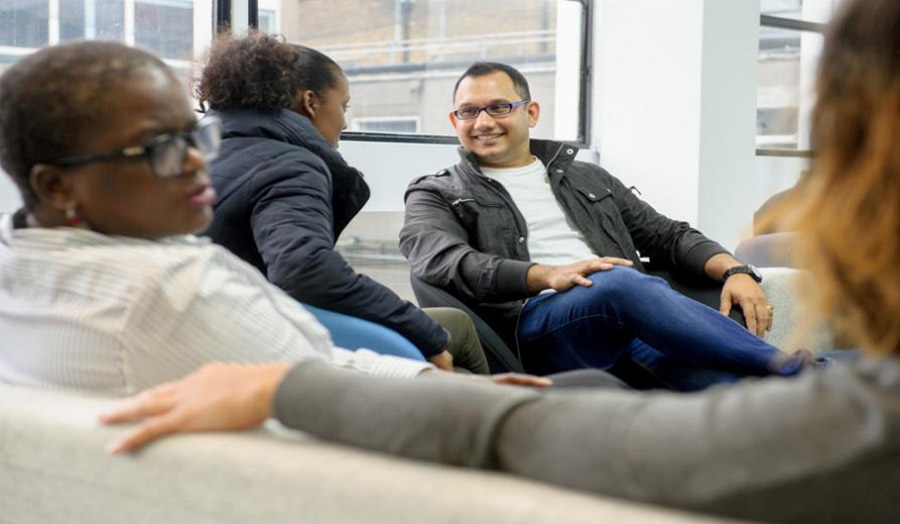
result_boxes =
[53,117,222,178]
[451,100,530,120]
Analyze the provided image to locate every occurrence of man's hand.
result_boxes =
[419,368,552,388]
[720,274,772,337]
[100,362,292,454]
[489,373,552,387]
[527,257,634,293]
[427,350,454,371]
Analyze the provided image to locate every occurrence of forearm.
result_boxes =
[273,360,538,467]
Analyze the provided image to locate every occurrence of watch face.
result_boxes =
[748,264,762,281]
[726,265,762,283]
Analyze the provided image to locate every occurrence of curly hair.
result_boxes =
[772,0,900,355]
[0,41,171,208]
[196,31,342,111]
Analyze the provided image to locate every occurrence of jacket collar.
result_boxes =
[210,107,349,169]
[209,107,370,238]
[456,139,573,177]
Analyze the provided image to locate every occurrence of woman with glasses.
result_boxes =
[0,41,541,395]
[103,0,899,520]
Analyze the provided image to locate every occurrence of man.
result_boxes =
[399,62,806,389]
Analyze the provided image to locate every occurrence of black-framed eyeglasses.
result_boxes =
[53,117,222,178]
[451,100,530,120]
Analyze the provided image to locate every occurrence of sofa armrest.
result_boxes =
[759,267,834,352]
[0,384,738,524]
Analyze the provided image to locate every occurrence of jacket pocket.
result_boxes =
[573,186,613,204]
[450,197,508,250]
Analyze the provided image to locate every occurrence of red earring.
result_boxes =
[65,205,88,229]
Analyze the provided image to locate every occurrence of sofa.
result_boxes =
[0,382,748,524]
[0,267,824,523]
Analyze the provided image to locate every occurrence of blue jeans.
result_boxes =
[517,267,802,391]
[304,305,426,362]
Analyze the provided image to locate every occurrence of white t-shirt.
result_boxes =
[482,158,596,266]
[0,214,430,396]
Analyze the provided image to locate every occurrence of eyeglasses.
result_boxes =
[451,100,530,120]
[53,117,222,178]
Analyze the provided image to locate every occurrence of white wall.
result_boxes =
[0,172,22,213]
[696,0,761,246]
[592,0,761,251]
[592,0,705,230]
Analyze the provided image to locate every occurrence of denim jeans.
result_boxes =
[517,267,803,391]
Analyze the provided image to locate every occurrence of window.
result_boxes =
[0,0,210,73]
[351,116,420,134]
[257,7,276,35]
[0,0,214,213]
[756,0,843,154]
[0,0,48,48]
[257,0,590,144]
[59,0,125,42]
[135,0,194,60]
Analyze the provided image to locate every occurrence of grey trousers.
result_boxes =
[422,307,489,374]
[274,359,900,524]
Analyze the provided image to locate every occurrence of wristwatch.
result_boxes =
[723,264,762,283]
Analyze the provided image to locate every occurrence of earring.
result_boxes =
[64,204,89,229]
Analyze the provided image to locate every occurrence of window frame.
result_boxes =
[756,13,825,158]
[219,0,594,148]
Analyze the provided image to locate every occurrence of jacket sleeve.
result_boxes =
[608,173,728,277]
[249,158,448,358]
[400,184,533,304]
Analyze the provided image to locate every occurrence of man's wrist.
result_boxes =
[526,264,552,293]
[723,264,763,283]
[703,253,742,281]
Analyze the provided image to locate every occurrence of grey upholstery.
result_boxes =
[0,383,740,524]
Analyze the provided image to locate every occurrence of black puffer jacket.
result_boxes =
[205,108,447,357]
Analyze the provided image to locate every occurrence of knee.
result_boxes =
[424,307,478,346]
[586,266,648,302]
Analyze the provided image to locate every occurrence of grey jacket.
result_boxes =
[276,358,900,523]
[400,139,728,319]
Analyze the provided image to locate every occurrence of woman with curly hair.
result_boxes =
[198,32,489,374]
[103,0,900,521]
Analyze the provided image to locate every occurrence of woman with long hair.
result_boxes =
[102,0,900,521]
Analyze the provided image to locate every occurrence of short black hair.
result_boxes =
[452,62,531,104]
[0,41,170,208]
[197,31,343,111]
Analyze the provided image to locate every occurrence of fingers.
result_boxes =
[741,298,759,337]
[753,302,770,337]
[597,257,633,267]
[105,412,185,454]
[719,290,733,316]
[581,257,632,273]
[99,388,177,424]
[573,274,593,287]
[759,297,775,333]
[427,351,454,372]
[492,373,553,388]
